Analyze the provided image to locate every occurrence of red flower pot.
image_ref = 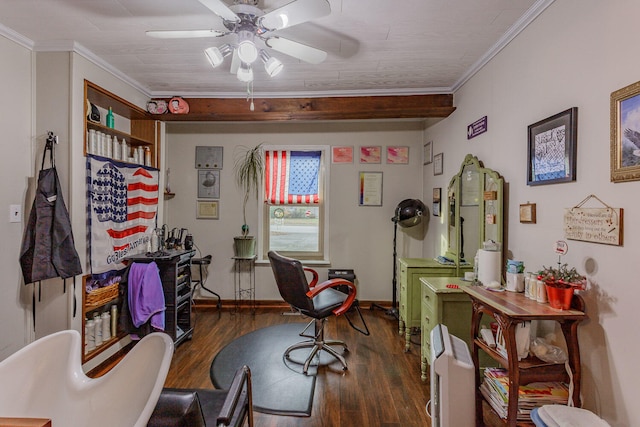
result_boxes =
[545,281,574,310]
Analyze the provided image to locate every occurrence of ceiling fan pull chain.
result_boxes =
[247,81,255,111]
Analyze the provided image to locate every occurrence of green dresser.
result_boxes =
[420,276,493,381]
[398,258,458,352]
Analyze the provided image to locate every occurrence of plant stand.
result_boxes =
[232,256,256,314]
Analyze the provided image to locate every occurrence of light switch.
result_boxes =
[10,204,21,223]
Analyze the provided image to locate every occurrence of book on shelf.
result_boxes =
[481,368,569,421]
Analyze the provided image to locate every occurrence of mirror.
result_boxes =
[445,154,503,272]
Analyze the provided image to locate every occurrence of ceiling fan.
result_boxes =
[147,0,331,86]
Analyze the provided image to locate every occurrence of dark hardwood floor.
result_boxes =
[163,306,431,427]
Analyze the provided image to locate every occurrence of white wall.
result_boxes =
[0,35,34,359]
[165,120,426,302]
[423,1,640,424]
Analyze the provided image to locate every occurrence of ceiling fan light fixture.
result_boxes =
[236,31,258,63]
[260,50,283,77]
[237,62,254,82]
[204,44,232,68]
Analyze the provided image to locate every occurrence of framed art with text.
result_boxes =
[197,169,220,199]
[611,80,640,182]
[527,107,578,185]
[358,172,383,206]
[197,200,219,219]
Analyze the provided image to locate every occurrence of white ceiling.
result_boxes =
[0,0,551,98]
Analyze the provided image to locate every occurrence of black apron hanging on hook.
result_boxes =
[19,132,82,284]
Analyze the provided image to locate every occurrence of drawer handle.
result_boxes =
[424,294,430,301]
[424,315,430,323]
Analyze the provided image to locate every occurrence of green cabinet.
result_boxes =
[398,258,458,352]
[420,276,493,381]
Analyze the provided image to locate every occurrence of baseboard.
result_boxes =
[193,299,392,311]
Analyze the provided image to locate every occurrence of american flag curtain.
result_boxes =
[265,150,321,205]
[87,155,159,274]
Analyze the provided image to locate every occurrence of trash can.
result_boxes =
[328,269,356,294]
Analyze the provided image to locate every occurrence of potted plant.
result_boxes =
[233,143,264,258]
[537,263,586,309]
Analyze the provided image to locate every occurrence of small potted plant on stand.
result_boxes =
[537,263,586,310]
[233,144,264,258]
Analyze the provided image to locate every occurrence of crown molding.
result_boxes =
[0,22,34,50]
[451,0,556,92]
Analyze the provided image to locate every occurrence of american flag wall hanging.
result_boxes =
[87,155,159,274]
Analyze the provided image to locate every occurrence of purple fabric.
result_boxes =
[127,262,165,330]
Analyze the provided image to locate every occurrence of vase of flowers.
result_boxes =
[538,264,586,310]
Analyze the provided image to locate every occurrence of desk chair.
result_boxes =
[192,255,221,309]
[268,251,369,374]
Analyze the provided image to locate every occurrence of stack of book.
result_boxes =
[480,368,570,421]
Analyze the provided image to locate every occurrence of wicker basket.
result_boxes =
[86,283,119,308]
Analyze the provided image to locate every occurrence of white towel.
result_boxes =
[538,405,611,427]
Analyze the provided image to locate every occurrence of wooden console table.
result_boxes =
[463,286,586,426]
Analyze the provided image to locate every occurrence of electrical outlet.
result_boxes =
[10,204,21,223]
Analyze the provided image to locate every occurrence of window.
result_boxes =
[259,146,329,261]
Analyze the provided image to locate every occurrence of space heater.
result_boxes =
[429,324,475,427]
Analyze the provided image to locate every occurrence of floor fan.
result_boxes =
[371,199,427,319]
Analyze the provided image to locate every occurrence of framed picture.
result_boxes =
[360,146,381,163]
[423,141,433,165]
[432,187,441,216]
[197,169,220,199]
[195,146,223,169]
[197,200,219,219]
[611,80,640,182]
[332,146,353,163]
[433,153,444,175]
[387,146,409,164]
[527,107,578,185]
[358,171,383,206]
[519,203,537,224]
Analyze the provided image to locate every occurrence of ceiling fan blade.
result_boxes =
[198,0,240,23]
[264,36,327,64]
[146,29,227,39]
[259,0,330,31]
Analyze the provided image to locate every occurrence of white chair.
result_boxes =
[0,329,174,427]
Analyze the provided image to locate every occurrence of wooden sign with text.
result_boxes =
[563,207,623,246]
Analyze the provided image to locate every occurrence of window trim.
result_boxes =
[257,145,330,262]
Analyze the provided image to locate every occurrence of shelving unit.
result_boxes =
[126,250,196,346]
[82,275,125,364]
[463,286,586,426]
[84,80,158,167]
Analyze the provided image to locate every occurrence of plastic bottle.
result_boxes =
[111,305,118,337]
[106,107,115,128]
[101,311,111,340]
[144,147,152,166]
[85,318,96,353]
[94,313,103,346]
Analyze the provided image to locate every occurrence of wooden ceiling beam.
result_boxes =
[153,94,455,121]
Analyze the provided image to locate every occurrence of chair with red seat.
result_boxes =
[267,251,368,374]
